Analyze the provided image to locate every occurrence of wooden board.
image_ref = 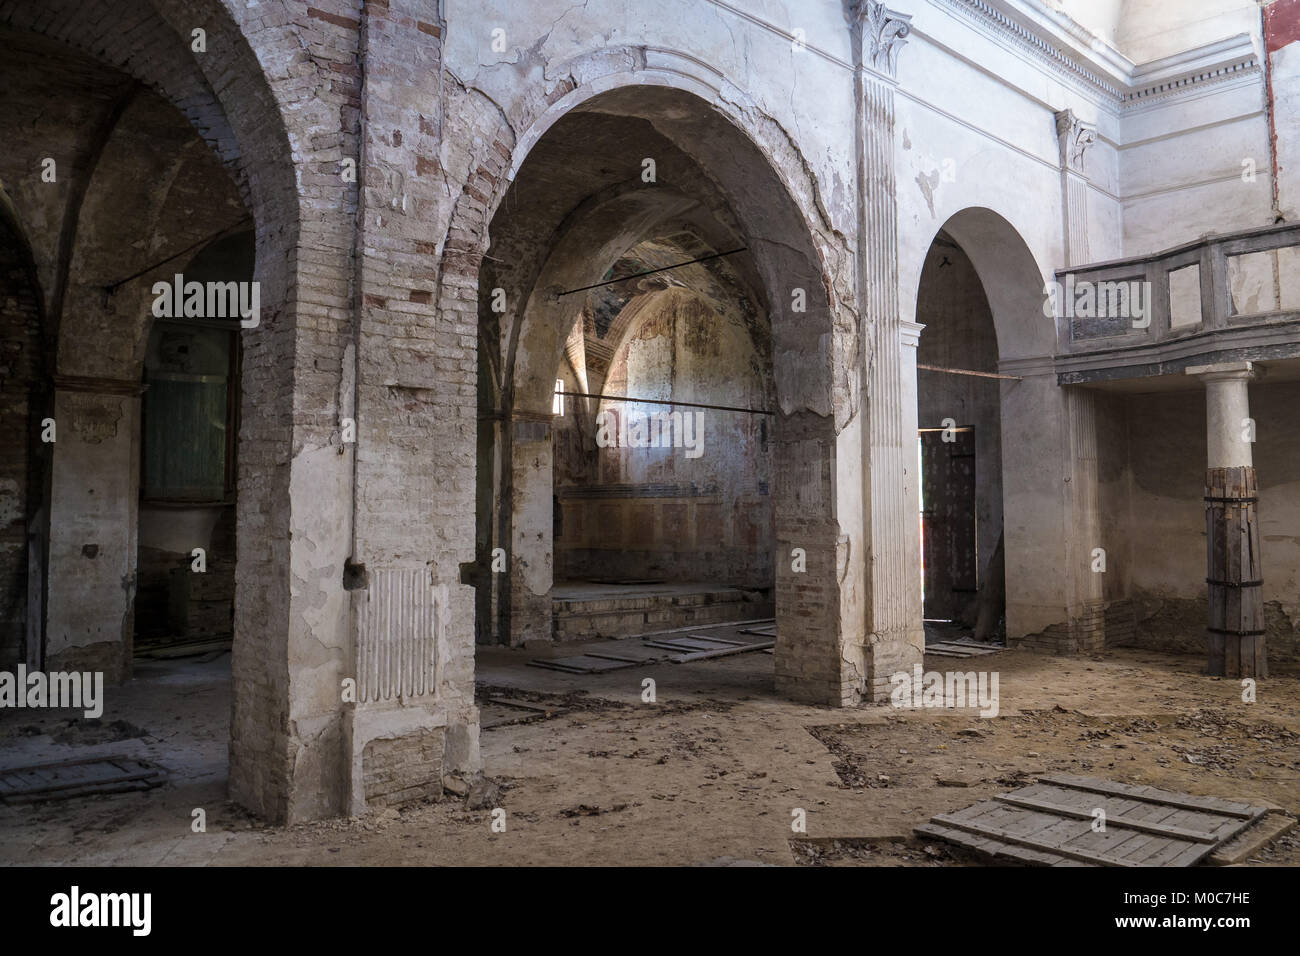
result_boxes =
[642,636,748,652]
[0,755,166,803]
[925,641,1002,658]
[916,775,1274,867]
[1205,466,1265,678]
[527,655,641,674]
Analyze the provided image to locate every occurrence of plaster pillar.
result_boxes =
[1187,361,1265,678]
[1062,387,1105,652]
[1055,109,1106,652]
[43,378,142,684]
[899,319,925,627]
[1192,363,1255,469]
[850,0,923,701]
[507,414,554,647]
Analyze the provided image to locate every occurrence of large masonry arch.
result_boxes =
[910,206,1106,652]
[0,0,317,821]
[7,0,1294,843]
[454,72,866,706]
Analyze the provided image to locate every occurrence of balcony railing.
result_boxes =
[1053,222,1300,384]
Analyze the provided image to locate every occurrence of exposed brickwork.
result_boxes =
[1009,602,1107,655]
[0,221,43,668]
[0,0,1145,826]
[362,727,444,807]
[2,0,312,821]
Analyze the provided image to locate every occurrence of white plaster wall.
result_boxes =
[1046,0,1123,48]
[443,0,1281,324]
[442,0,861,237]
[1273,41,1300,220]
[1119,80,1273,255]
[1118,381,1300,648]
[1118,0,1261,64]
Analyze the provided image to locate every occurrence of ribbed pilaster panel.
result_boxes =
[356,568,440,703]
[1065,174,1090,266]
[862,75,912,638]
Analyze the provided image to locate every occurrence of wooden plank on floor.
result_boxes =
[1209,812,1297,865]
[1038,774,1262,818]
[527,655,640,673]
[0,755,164,801]
[929,813,1142,866]
[672,641,774,663]
[643,636,749,651]
[994,794,1222,842]
[628,618,774,640]
[927,642,1001,656]
[915,823,1057,865]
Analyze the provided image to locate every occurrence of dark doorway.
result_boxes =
[920,427,978,621]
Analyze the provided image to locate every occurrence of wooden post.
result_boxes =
[1205,466,1265,678]
[1189,362,1263,678]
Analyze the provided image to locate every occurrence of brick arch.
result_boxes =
[1,0,353,822]
[584,230,769,376]
[462,59,857,697]
[56,94,249,381]
[435,48,854,399]
[1,0,307,305]
[1,1,246,197]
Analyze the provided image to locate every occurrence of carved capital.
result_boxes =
[1054,109,1097,175]
[852,1,912,78]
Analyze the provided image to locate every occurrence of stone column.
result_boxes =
[898,319,925,623]
[1054,109,1106,653]
[507,414,554,646]
[43,378,142,684]
[1187,361,1265,677]
[850,0,922,700]
[334,0,480,818]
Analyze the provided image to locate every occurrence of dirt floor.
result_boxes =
[1,628,1298,866]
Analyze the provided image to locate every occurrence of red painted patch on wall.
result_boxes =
[1266,0,1300,54]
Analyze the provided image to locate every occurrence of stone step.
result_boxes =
[553,588,772,641]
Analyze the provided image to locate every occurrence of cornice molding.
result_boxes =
[929,0,1262,112]
[1123,54,1260,109]
[929,0,1124,101]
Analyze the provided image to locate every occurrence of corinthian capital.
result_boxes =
[851,0,913,78]
[1055,109,1097,175]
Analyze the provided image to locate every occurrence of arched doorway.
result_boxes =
[912,207,1103,652]
[468,82,856,704]
[0,4,299,817]
[915,231,1004,640]
[133,231,252,659]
